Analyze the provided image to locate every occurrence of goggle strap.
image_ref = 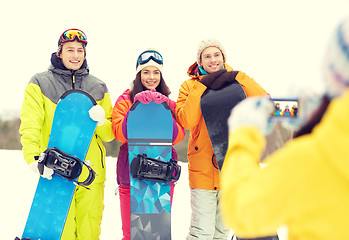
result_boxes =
[60,29,87,45]
[138,50,163,65]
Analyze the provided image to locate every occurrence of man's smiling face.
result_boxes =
[200,46,224,73]
[59,40,85,70]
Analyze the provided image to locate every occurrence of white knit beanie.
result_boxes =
[323,18,349,97]
[136,48,163,74]
[197,38,226,65]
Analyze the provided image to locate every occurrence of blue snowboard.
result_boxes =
[20,89,97,240]
[201,81,246,170]
[127,101,173,240]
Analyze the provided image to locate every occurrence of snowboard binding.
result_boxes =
[130,154,181,183]
[37,147,96,189]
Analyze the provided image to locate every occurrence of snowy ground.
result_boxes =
[2,149,287,240]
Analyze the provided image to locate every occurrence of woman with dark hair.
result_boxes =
[112,48,185,240]
[128,68,171,103]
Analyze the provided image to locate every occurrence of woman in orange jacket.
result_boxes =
[112,48,185,240]
[176,39,276,240]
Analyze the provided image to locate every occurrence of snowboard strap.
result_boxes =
[130,154,181,183]
[37,147,96,189]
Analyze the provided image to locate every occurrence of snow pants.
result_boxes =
[119,183,175,240]
[61,182,105,240]
[187,188,230,240]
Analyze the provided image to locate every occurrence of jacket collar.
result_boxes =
[187,62,233,79]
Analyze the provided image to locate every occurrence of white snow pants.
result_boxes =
[187,188,230,240]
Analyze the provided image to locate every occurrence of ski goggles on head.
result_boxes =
[60,29,87,44]
[137,50,163,65]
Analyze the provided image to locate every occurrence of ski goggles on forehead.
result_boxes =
[60,29,87,44]
[137,50,163,65]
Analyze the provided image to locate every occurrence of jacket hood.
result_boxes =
[116,89,131,103]
[48,53,90,88]
[187,62,234,79]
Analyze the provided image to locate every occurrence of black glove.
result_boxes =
[210,71,239,90]
[199,69,227,88]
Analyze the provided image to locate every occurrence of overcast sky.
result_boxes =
[1,0,348,114]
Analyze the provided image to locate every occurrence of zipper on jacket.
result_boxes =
[96,135,105,168]
[72,74,75,89]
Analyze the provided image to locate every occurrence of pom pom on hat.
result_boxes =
[323,18,349,97]
[197,38,227,65]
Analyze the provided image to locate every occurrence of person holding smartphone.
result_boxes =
[221,18,349,239]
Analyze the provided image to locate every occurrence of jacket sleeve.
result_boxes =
[112,95,132,143]
[19,82,45,164]
[169,100,185,145]
[175,79,207,130]
[220,126,278,237]
[235,71,269,97]
[220,126,310,237]
[95,92,115,143]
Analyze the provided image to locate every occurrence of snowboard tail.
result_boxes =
[131,210,171,240]
[201,81,246,170]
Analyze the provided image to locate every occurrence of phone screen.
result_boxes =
[271,98,299,119]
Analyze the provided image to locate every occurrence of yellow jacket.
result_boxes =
[221,89,349,239]
[176,62,268,190]
[19,64,114,183]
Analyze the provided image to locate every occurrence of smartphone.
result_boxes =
[270,98,299,120]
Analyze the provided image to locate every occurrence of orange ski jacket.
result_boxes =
[176,62,268,190]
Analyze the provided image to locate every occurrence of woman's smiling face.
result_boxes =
[140,66,161,90]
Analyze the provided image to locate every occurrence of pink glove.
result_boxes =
[134,90,153,104]
[152,89,169,105]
